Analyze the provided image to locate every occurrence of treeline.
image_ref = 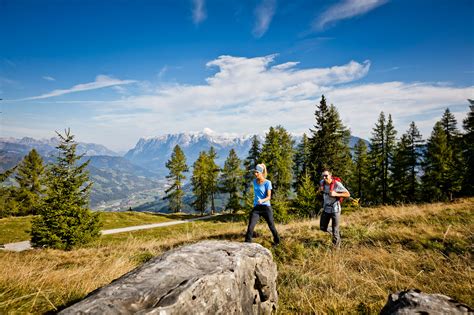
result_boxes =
[165,96,474,219]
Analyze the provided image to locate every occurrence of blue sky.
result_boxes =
[1,0,473,151]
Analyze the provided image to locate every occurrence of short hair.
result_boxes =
[322,169,332,175]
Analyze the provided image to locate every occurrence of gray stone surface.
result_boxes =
[380,289,473,314]
[59,240,278,315]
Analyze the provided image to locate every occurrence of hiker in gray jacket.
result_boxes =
[319,169,350,247]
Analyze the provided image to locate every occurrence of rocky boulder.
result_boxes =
[59,240,278,314]
[380,289,473,314]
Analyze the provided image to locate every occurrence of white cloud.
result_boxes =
[313,0,388,31]
[19,75,137,100]
[42,76,56,81]
[9,54,472,151]
[253,0,277,38]
[192,0,207,25]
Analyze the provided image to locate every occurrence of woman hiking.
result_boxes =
[244,163,280,246]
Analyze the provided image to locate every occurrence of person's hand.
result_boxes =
[329,191,338,197]
[257,199,262,204]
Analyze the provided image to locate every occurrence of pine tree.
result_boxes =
[0,166,19,218]
[14,149,45,215]
[293,133,311,190]
[462,100,474,195]
[391,122,423,203]
[440,108,464,199]
[207,147,220,214]
[30,129,101,250]
[220,149,244,212]
[191,151,209,215]
[260,125,294,197]
[164,145,188,213]
[368,112,396,204]
[422,122,452,201]
[352,139,369,202]
[309,96,352,184]
[243,135,261,192]
[293,171,318,218]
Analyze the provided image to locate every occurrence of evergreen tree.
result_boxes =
[440,108,464,198]
[243,135,261,192]
[30,129,101,250]
[391,134,412,203]
[220,149,244,212]
[293,171,318,218]
[462,100,474,195]
[0,166,19,218]
[391,122,423,203]
[293,133,311,190]
[422,122,453,201]
[260,125,294,197]
[309,96,352,184]
[368,112,396,204]
[164,145,188,213]
[15,149,45,215]
[191,151,209,215]
[352,139,369,202]
[207,147,220,214]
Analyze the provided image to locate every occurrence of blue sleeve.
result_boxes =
[266,180,272,191]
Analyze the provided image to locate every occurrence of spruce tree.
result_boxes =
[309,96,352,184]
[368,112,396,204]
[260,125,294,197]
[293,171,318,218]
[191,151,209,215]
[440,108,464,198]
[164,145,188,213]
[15,149,45,215]
[220,149,244,212]
[462,100,474,195]
[243,135,261,192]
[207,147,220,214]
[391,122,423,203]
[0,166,19,218]
[30,129,101,250]
[352,139,369,202]
[422,122,452,201]
[293,133,311,190]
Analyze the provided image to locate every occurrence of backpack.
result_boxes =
[320,176,345,203]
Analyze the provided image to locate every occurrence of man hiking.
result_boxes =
[319,169,350,248]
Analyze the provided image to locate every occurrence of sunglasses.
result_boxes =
[322,174,330,178]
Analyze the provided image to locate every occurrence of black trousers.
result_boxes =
[245,205,280,244]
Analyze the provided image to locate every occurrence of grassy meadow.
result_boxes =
[0,199,472,314]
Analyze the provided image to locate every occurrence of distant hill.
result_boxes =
[0,138,161,208]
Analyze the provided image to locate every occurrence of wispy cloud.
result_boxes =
[19,75,136,101]
[253,0,277,38]
[313,0,388,31]
[192,0,207,25]
[42,76,56,81]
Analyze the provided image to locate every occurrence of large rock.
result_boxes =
[380,289,473,314]
[59,241,278,314]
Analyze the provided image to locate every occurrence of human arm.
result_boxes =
[329,182,350,198]
[258,189,272,204]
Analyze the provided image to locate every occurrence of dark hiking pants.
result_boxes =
[320,211,341,247]
[245,205,280,244]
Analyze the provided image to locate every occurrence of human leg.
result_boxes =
[244,208,260,242]
[262,206,280,244]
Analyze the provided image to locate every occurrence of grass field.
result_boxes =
[0,199,472,313]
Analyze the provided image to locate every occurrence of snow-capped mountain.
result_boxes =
[124,130,258,175]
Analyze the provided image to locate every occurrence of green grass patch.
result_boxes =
[0,216,32,244]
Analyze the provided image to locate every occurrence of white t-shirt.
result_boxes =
[322,180,348,213]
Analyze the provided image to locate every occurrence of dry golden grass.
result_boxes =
[0,199,472,314]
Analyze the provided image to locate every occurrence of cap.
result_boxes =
[254,165,264,174]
